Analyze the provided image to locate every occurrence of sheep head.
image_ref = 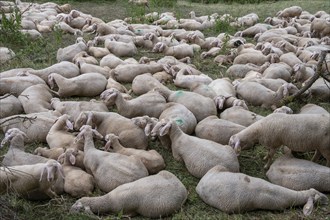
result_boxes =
[303,189,329,216]
[1,128,27,148]
[104,133,119,152]
[152,42,166,53]
[70,200,94,215]
[100,88,119,106]
[76,125,103,142]
[214,95,226,110]
[228,135,242,156]
[151,119,171,137]
[40,160,65,182]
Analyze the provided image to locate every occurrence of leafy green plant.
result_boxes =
[0,6,27,46]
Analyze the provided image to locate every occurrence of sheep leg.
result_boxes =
[264,148,276,170]
[311,150,321,162]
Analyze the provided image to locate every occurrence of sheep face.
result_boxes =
[1,128,27,148]
[100,88,119,106]
[40,160,65,182]
[228,135,242,155]
[74,112,88,131]
[70,200,93,215]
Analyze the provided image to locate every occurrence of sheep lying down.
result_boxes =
[70,170,188,218]
[196,165,328,215]
[0,160,65,200]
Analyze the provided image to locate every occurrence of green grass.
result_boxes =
[1,0,330,219]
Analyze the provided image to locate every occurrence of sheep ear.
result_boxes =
[104,140,112,151]
[39,166,47,182]
[214,96,225,110]
[57,152,65,163]
[282,84,289,97]
[159,121,171,136]
[144,123,152,136]
[303,196,314,216]
[56,162,65,180]
[66,119,73,130]
[69,154,76,165]
[234,139,241,156]
[92,129,103,140]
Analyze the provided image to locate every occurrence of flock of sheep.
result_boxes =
[0,0,330,218]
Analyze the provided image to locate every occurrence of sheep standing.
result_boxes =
[70,170,187,218]
[229,113,330,169]
[77,125,148,193]
[151,119,239,178]
[196,165,328,215]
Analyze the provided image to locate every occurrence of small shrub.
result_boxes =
[0,6,27,46]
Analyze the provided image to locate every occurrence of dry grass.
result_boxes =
[1,0,330,219]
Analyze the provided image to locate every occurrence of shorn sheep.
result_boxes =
[266,149,330,192]
[229,113,330,169]
[77,125,148,192]
[196,165,328,215]
[0,160,65,200]
[70,170,187,218]
[151,119,239,178]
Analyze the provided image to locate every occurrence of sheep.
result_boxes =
[34,147,66,160]
[48,72,107,97]
[173,68,213,89]
[233,53,279,65]
[155,87,217,122]
[234,23,272,38]
[131,73,170,95]
[100,88,168,118]
[276,6,303,18]
[77,62,110,79]
[310,18,330,38]
[266,150,330,192]
[0,47,15,64]
[70,170,187,218]
[220,106,264,127]
[262,62,292,82]
[195,115,246,146]
[104,133,165,174]
[196,165,328,215]
[152,102,197,149]
[209,78,248,110]
[299,103,329,115]
[0,160,65,200]
[50,98,108,121]
[152,42,194,59]
[151,119,239,178]
[104,38,137,57]
[74,111,148,149]
[0,111,60,143]
[1,128,51,166]
[0,71,46,96]
[28,61,80,82]
[273,106,293,114]
[77,125,148,193]
[56,41,87,62]
[226,62,270,78]
[20,29,42,40]
[229,113,330,169]
[279,52,303,68]
[292,63,314,83]
[18,84,54,114]
[0,94,23,118]
[248,78,288,92]
[46,114,76,149]
[309,78,330,101]
[72,51,99,65]
[235,81,298,109]
[57,148,94,197]
[110,63,164,83]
